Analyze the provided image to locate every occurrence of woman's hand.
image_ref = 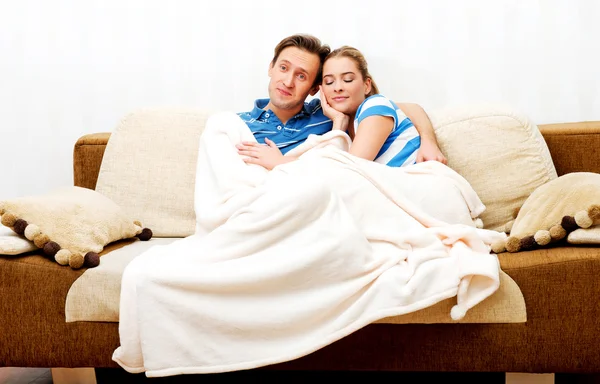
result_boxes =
[319,86,350,132]
[236,138,294,170]
[416,140,448,164]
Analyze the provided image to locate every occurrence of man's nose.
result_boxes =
[283,72,294,87]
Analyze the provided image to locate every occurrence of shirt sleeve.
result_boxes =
[355,95,398,131]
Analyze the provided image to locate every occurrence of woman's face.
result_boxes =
[321,57,371,116]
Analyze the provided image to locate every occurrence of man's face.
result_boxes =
[267,47,321,112]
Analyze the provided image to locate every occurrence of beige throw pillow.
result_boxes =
[568,226,600,244]
[490,172,600,253]
[0,186,152,269]
[0,225,38,255]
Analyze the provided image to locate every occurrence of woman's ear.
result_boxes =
[364,78,372,96]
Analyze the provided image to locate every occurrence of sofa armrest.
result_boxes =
[539,121,600,176]
[73,133,111,189]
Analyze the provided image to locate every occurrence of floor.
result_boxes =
[0,368,557,383]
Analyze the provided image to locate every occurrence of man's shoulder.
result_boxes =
[236,110,257,125]
[304,98,323,115]
[237,98,269,120]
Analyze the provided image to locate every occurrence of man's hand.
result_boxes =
[236,138,294,170]
[416,140,447,164]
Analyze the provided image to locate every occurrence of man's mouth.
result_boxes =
[277,88,292,97]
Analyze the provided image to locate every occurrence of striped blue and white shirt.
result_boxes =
[237,98,332,155]
[354,94,421,167]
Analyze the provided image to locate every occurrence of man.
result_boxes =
[236,34,446,170]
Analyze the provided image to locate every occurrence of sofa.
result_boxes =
[1,106,600,383]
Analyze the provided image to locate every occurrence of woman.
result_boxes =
[320,46,427,167]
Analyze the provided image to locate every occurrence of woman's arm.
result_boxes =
[396,103,447,164]
[349,115,394,161]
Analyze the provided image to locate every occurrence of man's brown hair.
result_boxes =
[271,34,331,87]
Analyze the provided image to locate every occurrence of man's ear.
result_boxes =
[309,85,320,96]
[268,63,273,78]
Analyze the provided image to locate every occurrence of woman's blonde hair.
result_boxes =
[324,46,379,97]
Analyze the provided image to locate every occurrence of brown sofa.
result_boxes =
[1,120,600,382]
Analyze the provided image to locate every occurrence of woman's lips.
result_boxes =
[332,97,347,102]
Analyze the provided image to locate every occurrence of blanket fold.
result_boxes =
[112,111,506,377]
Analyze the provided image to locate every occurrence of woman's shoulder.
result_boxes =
[362,94,396,107]
[357,94,398,114]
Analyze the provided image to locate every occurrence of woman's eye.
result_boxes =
[344,79,353,83]
[324,81,333,85]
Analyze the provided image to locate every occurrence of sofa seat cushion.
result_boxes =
[375,271,525,324]
[65,241,526,324]
[0,240,134,367]
[65,237,177,322]
[498,243,600,269]
[3,245,599,370]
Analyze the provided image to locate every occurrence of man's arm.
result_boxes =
[396,103,447,164]
[236,138,296,170]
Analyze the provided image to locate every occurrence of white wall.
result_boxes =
[1,0,598,199]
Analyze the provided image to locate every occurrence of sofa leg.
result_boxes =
[51,368,97,384]
[506,373,554,383]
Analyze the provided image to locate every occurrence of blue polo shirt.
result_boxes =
[237,98,332,154]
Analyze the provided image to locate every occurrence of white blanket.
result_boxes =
[112,111,506,377]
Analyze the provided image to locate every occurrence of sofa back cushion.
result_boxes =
[95,108,213,237]
[95,104,556,236]
[429,103,558,232]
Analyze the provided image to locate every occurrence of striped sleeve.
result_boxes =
[355,95,398,128]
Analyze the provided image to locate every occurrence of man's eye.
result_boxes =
[298,74,306,80]
[280,65,287,71]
